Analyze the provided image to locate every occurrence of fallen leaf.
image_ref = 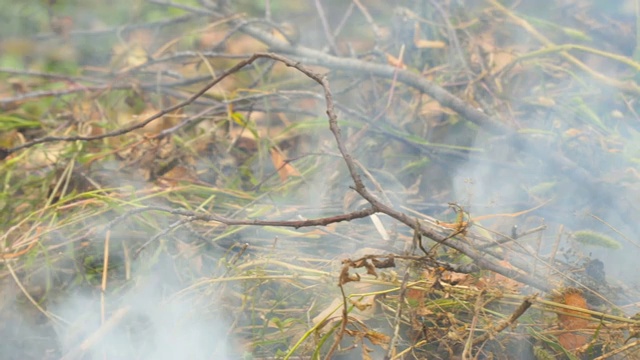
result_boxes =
[385,53,407,69]
[270,148,300,182]
[339,260,361,285]
[365,330,390,348]
[371,255,395,269]
[414,39,447,49]
[413,22,446,49]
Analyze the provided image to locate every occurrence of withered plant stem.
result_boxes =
[471,294,535,345]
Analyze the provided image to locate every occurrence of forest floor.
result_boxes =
[1,0,640,359]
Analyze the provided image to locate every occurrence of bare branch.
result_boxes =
[109,205,377,231]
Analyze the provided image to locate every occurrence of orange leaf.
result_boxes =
[270,148,300,182]
[554,288,589,350]
[385,53,407,69]
[365,330,390,348]
[414,39,447,49]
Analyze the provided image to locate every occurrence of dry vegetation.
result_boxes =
[2,0,640,359]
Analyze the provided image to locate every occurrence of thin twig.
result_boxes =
[0,68,106,83]
[593,338,640,360]
[33,14,203,41]
[314,0,340,54]
[352,0,384,45]
[3,57,260,155]
[5,261,65,325]
[463,289,486,359]
[385,270,411,360]
[134,217,193,258]
[472,294,536,345]
[324,284,349,360]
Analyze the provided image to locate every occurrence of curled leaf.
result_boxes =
[339,260,361,285]
[371,255,395,269]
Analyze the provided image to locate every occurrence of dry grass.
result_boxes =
[2,0,640,359]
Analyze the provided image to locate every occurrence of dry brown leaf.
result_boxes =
[441,271,472,286]
[468,31,519,76]
[364,262,377,277]
[354,258,378,278]
[385,53,407,69]
[349,297,374,312]
[351,258,366,267]
[414,39,447,49]
[420,96,456,118]
[371,255,395,269]
[413,22,446,49]
[365,330,390,348]
[491,51,517,74]
[416,306,434,317]
[421,268,438,286]
[362,344,374,360]
[339,260,361,285]
[158,166,197,186]
[270,148,300,182]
